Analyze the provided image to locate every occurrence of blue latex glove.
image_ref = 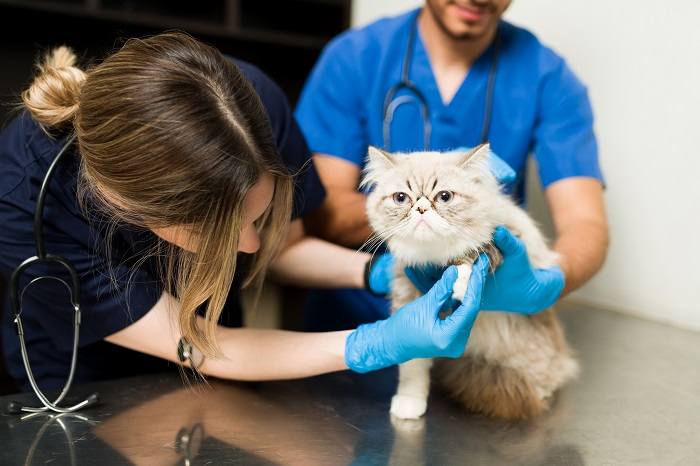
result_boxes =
[487,153,516,185]
[405,227,565,315]
[346,255,489,373]
[451,146,516,185]
[364,253,394,296]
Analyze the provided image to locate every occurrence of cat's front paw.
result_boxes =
[390,394,428,419]
[451,263,473,302]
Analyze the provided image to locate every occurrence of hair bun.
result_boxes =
[22,46,86,129]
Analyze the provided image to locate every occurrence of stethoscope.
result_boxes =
[382,11,501,151]
[5,133,203,415]
[5,133,100,415]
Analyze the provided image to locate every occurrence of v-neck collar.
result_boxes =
[411,20,499,111]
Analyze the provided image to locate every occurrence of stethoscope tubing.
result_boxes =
[382,10,500,151]
[7,133,96,415]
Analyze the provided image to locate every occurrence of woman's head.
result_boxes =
[22,32,293,355]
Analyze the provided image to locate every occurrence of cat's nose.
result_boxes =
[415,197,431,214]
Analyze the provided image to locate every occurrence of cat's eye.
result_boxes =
[392,192,410,205]
[435,191,453,203]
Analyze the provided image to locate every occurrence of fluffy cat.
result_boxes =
[363,144,578,421]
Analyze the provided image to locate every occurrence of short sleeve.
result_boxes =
[533,58,605,188]
[234,59,326,219]
[295,37,368,166]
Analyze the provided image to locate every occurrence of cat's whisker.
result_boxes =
[357,236,383,254]
[358,226,402,252]
[357,227,397,252]
[355,220,412,256]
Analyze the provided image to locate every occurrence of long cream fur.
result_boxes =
[363,145,578,420]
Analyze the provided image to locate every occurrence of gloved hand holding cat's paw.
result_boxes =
[404,227,564,315]
[482,226,564,314]
[345,256,489,373]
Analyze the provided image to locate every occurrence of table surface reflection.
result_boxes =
[1,303,699,466]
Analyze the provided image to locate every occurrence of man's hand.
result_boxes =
[364,253,394,296]
[405,226,565,315]
[480,226,564,314]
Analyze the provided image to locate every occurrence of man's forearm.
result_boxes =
[270,237,368,289]
[553,219,609,295]
[307,188,373,248]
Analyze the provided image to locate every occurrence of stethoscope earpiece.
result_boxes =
[86,392,99,406]
[6,391,99,415]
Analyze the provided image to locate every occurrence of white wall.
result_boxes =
[351,1,700,331]
[352,0,421,26]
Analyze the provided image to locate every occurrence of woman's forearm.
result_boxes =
[270,236,369,289]
[202,327,352,380]
[107,292,353,381]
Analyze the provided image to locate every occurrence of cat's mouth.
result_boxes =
[414,219,434,231]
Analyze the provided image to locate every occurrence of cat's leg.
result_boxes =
[389,266,432,419]
[451,245,501,302]
[390,358,433,419]
[451,262,473,302]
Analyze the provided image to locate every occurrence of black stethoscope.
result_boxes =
[6,133,203,415]
[382,11,501,151]
[6,133,100,415]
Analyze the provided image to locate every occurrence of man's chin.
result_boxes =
[445,24,491,41]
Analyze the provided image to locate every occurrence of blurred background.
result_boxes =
[0,0,353,111]
[0,1,698,392]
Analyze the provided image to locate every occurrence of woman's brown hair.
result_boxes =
[21,33,293,356]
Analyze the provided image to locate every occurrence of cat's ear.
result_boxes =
[361,146,396,190]
[458,143,491,167]
[366,146,396,170]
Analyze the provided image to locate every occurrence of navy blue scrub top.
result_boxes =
[0,59,325,391]
[295,9,604,331]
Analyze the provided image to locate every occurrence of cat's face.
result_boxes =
[363,145,501,265]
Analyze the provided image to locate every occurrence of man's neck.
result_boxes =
[418,8,497,72]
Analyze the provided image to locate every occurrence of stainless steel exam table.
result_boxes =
[1,303,698,465]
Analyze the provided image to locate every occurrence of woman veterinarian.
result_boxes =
[0,33,488,405]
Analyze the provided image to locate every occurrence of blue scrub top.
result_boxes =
[0,59,325,390]
[295,9,604,331]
